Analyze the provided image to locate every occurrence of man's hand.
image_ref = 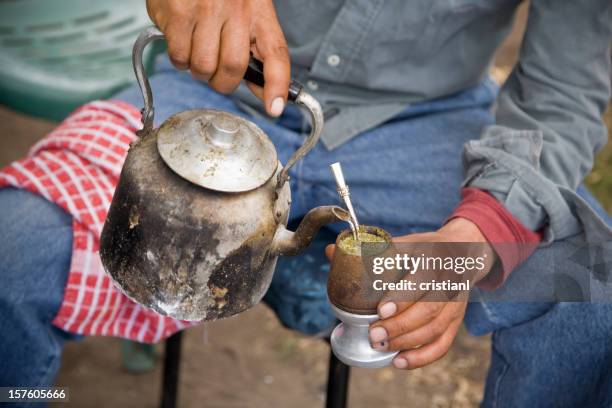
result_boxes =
[146,0,290,116]
[326,217,496,370]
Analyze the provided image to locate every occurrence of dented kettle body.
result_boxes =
[100,127,291,321]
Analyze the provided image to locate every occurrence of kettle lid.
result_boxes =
[157,109,278,192]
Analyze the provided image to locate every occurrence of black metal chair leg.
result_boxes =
[325,348,350,408]
[160,331,183,408]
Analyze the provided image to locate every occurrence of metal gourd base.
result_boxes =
[159,331,350,408]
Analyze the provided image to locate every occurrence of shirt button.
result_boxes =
[307,80,319,90]
[327,54,341,67]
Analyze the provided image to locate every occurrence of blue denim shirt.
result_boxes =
[235,0,612,245]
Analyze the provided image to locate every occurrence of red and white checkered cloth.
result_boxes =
[0,101,196,343]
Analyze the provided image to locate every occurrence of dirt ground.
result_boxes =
[1,3,609,407]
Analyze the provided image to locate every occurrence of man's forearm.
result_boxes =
[461,0,611,240]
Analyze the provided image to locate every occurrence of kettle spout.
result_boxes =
[272,206,350,256]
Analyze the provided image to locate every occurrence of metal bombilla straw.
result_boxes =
[329,162,360,240]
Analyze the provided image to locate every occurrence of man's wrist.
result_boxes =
[446,188,542,289]
[439,217,496,282]
[439,217,488,243]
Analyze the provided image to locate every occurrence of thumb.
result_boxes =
[325,244,336,262]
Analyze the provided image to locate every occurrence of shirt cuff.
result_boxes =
[446,188,542,290]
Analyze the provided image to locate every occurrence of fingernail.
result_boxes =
[379,302,397,319]
[369,326,388,343]
[393,358,408,369]
[372,341,388,350]
[270,97,285,117]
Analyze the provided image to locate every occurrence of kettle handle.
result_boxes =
[273,89,323,197]
[239,54,324,197]
[133,26,323,195]
[133,26,164,133]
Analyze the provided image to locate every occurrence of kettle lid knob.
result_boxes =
[209,115,240,147]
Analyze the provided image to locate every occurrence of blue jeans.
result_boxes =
[0,189,80,392]
[1,59,611,407]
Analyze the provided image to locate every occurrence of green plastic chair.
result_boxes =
[0,0,160,120]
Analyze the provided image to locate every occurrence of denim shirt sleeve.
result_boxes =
[464,0,612,242]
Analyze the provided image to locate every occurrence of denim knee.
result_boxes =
[0,188,73,322]
[0,188,76,387]
[482,303,612,407]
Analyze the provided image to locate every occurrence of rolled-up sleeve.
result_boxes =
[463,0,611,242]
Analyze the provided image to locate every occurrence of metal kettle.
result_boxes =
[100,27,347,321]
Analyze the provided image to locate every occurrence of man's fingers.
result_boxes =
[165,19,195,70]
[369,302,445,343]
[245,82,264,99]
[190,19,222,82]
[209,16,251,93]
[377,300,413,319]
[252,24,290,117]
[377,287,445,321]
[159,0,289,115]
[391,317,462,370]
[384,303,461,351]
